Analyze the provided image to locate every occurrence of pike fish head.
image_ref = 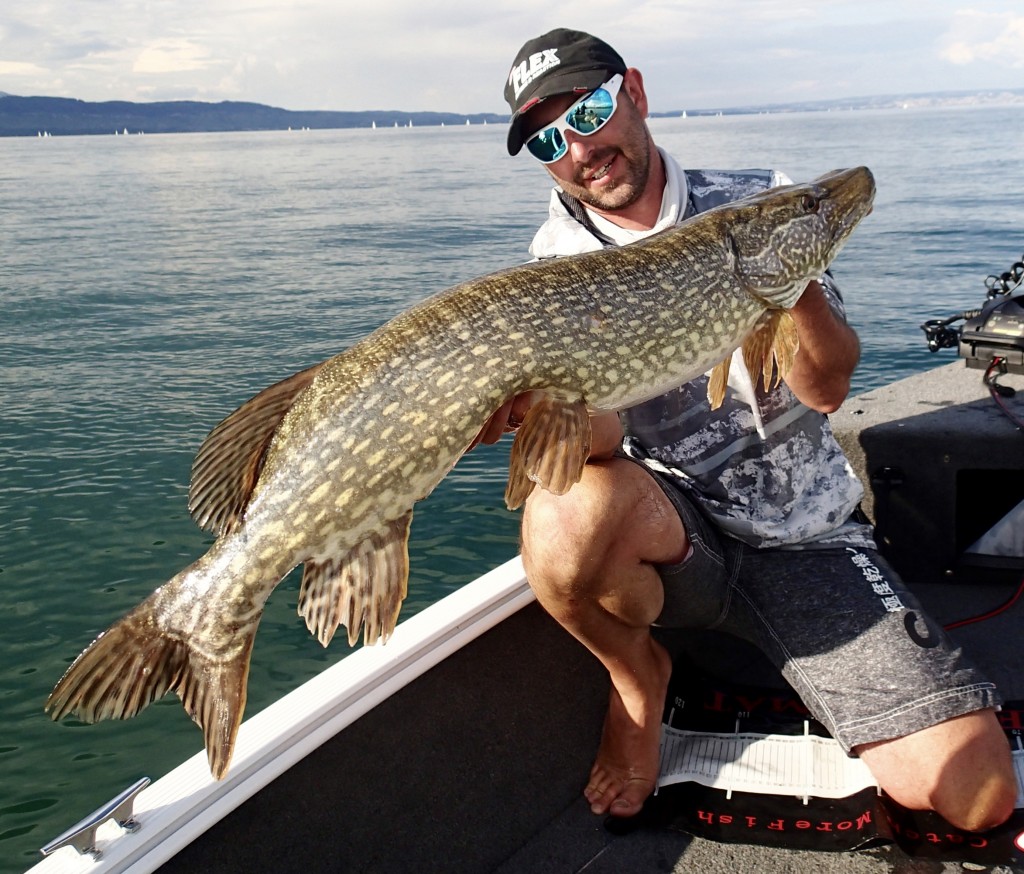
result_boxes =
[725,166,876,309]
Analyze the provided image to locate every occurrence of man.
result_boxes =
[480,27,1017,830]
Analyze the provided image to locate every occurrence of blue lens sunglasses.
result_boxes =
[524,73,623,164]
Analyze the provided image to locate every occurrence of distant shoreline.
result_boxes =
[1,88,1021,138]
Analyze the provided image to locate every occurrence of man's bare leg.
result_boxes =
[521,457,687,816]
[584,633,672,815]
[855,709,1017,832]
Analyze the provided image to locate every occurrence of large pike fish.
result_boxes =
[46,166,875,778]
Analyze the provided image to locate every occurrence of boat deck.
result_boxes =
[156,363,1024,873]
[154,580,1022,874]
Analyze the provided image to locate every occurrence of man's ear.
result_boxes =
[623,68,649,118]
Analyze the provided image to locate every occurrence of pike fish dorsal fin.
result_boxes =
[707,357,732,410]
[741,310,800,393]
[505,396,591,510]
[189,362,325,535]
[298,511,413,648]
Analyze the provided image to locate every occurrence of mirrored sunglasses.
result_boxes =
[524,74,623,164]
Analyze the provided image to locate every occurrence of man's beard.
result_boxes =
[555,111,652,213]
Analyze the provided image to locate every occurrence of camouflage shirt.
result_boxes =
[529,151,875,550]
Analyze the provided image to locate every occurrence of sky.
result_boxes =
[0,1,1021,114]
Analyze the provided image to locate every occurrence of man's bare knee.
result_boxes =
[856,710,1017,832]
[522,485,603,577]
[521,461,631,571]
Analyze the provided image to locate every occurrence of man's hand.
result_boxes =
[470,393,623,460]
[470,392,539,449]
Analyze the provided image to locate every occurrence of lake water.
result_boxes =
[2,105,1023,871]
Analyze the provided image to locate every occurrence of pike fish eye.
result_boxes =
[800,194,820,214]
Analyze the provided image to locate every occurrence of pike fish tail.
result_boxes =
[45,557,261,780]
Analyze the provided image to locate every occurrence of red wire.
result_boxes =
[989,382,1024,429]
[943,577,1024,630]
[985,357,1024,429]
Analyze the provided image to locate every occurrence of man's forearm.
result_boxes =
[784,280,860,413]
[589,411,624,459]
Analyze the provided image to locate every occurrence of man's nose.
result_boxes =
[565,130,595,163]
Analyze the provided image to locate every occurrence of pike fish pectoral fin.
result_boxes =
[298,511,413,648]
[770,310,800,386]
[505,395,591,510]
[45,594,257,780]
[705,310,799,409]
[189,362,325,536]
[707,356,732,410]
[741,310,799,393]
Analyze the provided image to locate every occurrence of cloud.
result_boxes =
[132,39,214,75]
[0,1,1021,111]
[940,10,1024,68]
[0,60,49,77]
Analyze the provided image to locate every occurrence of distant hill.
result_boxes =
[650,87,1024,118]
[0,95,507,137]
[2,88,1022,137]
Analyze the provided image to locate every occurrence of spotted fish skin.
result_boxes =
[46,167,875,779]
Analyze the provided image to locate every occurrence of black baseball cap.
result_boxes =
[504,28,627,156]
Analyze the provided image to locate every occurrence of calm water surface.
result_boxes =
[1,106,1022,871]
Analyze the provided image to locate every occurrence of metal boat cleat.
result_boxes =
[39,777,150,859]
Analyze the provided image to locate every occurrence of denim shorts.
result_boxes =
[630,458,1002,752]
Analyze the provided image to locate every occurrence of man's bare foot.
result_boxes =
[583,637,672,817]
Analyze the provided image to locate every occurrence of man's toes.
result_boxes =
[607,777,653,818]
[585,775,653,817]
[584,772,615,814]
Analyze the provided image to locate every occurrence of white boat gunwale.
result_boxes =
[29,556,533,874]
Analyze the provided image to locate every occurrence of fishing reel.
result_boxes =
[921,252,1024,375]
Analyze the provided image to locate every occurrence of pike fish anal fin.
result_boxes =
[189,362,325,535]
[298,511,413,648]
[705,310,800,409]
[505,395,591,510]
